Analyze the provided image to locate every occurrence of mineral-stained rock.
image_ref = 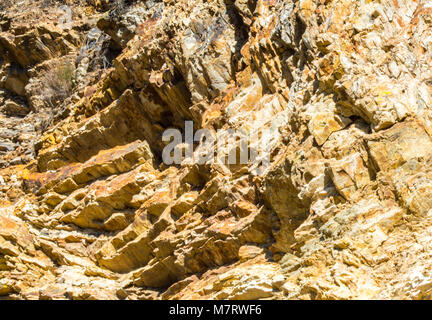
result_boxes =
[2,100,29,117]
[368,121,432,172]
[2,0,432,300]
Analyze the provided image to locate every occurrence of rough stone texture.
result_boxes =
[1,0,432,300]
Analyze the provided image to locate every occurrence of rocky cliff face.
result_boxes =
[1,0,432,300]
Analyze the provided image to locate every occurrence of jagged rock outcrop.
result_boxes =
[1,0,432,300]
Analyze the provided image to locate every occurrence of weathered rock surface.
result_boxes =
[1,0,432,300]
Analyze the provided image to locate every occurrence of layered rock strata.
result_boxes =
[1,0,432,300]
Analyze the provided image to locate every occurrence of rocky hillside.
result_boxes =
[1,0,432,300]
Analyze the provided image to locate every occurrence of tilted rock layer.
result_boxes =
[1,0,432,300]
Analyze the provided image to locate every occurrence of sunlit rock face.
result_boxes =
[1,0,432,300]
